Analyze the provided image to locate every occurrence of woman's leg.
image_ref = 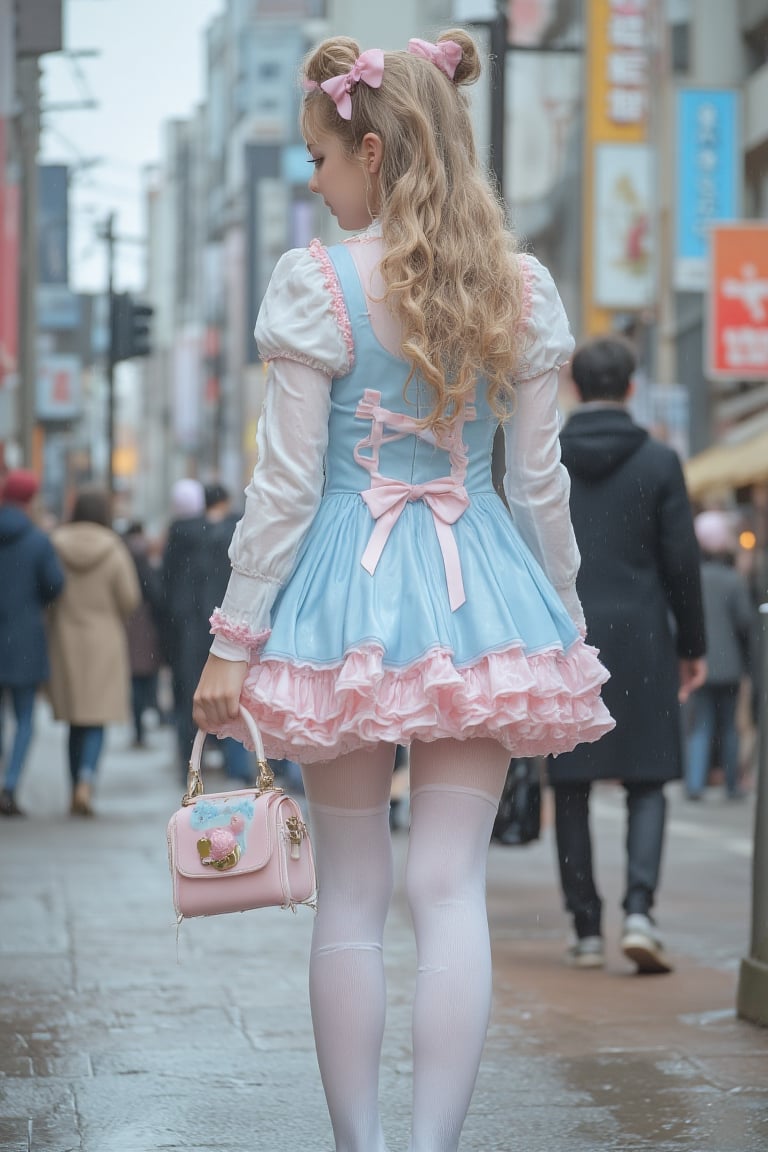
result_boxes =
[78,726,105,781]
[406,737,509,1152]
[302,743,397,1152]
[70,726,104,816]
[68,726,84,788]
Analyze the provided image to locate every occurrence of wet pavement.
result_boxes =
[1,701,767,1151]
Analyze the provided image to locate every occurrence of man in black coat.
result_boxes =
[549,337,706,973]
[197,483,255,785]
[159,479,207,777]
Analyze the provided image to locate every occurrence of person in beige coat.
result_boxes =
[47,486,140,815]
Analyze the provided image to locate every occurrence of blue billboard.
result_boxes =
[38,164,69,285]
[675,89,740,291]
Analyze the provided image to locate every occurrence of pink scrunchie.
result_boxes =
[407,37,462,80]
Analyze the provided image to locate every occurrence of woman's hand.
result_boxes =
[192,655,248,731]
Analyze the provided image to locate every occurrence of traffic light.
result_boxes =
[130,301,153,357]
[110,292,154,363]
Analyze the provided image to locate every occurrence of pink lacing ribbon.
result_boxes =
[353,388,473,611]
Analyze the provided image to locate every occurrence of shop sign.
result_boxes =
[708,224,768,379]
[675,89,740,291]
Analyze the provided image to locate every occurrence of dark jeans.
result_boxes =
[552,780,666,938]
[131,673,158,744]
[0,684,37,794]
[68,725,105,786]
[686,682,741,797]
[221,736,254,783]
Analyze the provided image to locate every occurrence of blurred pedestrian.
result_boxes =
[123,521,164,749]
[0,469,65,816]
[199,483,257,785]
[548,336,707,974]
[158,478,206,777]
[47,486,140,816]
[192,31,613,1151]
[686,510,754,801]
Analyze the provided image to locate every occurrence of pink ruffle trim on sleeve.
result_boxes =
[213,637,615,764]
[209,609,271,654]
[309,238,355,369]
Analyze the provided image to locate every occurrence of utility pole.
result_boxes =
[103,213,116,499]
[737,601,768,1026]
[488,1,508,198]
[17,56,41,468]
[465,2,509,493]
[102,217,152,502]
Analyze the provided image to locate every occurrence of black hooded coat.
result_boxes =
[548,406,706,783]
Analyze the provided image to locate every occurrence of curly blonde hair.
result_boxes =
[301,30,526,431]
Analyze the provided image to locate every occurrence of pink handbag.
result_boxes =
[166,707,316,921]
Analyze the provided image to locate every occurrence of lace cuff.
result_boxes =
[210,607,271,655]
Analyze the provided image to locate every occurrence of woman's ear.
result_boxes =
[360,132,383,175]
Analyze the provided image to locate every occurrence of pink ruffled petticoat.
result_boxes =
[215,636,615,765]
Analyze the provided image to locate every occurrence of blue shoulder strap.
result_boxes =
[325,242,369,320]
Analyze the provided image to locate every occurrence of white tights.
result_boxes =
[302,738,510,1152]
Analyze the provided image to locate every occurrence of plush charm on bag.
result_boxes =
[166,706,316,921]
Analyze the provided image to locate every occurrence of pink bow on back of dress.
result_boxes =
[308,49,385,120]
[407,38,462,80]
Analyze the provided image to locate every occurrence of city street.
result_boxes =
[1,702,767,1151]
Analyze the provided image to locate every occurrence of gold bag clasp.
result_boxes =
[196,836,241,871]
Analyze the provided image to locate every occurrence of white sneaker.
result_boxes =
[566,935,605,969]
[621,913,673,974]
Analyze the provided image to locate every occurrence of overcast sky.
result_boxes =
[40,0,225,294]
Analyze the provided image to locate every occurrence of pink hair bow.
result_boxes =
[317,49,385,120]
[407,38,462,81]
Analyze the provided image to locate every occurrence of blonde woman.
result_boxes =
[193,30,613,1152]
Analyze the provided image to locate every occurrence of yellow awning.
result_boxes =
[685,428,768,498]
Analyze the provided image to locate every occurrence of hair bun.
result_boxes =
[305,36,361,86]
[437,29,480,85]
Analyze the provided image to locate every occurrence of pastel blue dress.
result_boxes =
[212,236,613,764]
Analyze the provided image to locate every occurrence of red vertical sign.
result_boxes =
[708,224,768,379]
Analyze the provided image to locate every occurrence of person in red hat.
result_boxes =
[0,469,65,815]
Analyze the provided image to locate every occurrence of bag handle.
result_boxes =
[182,705,277,806]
